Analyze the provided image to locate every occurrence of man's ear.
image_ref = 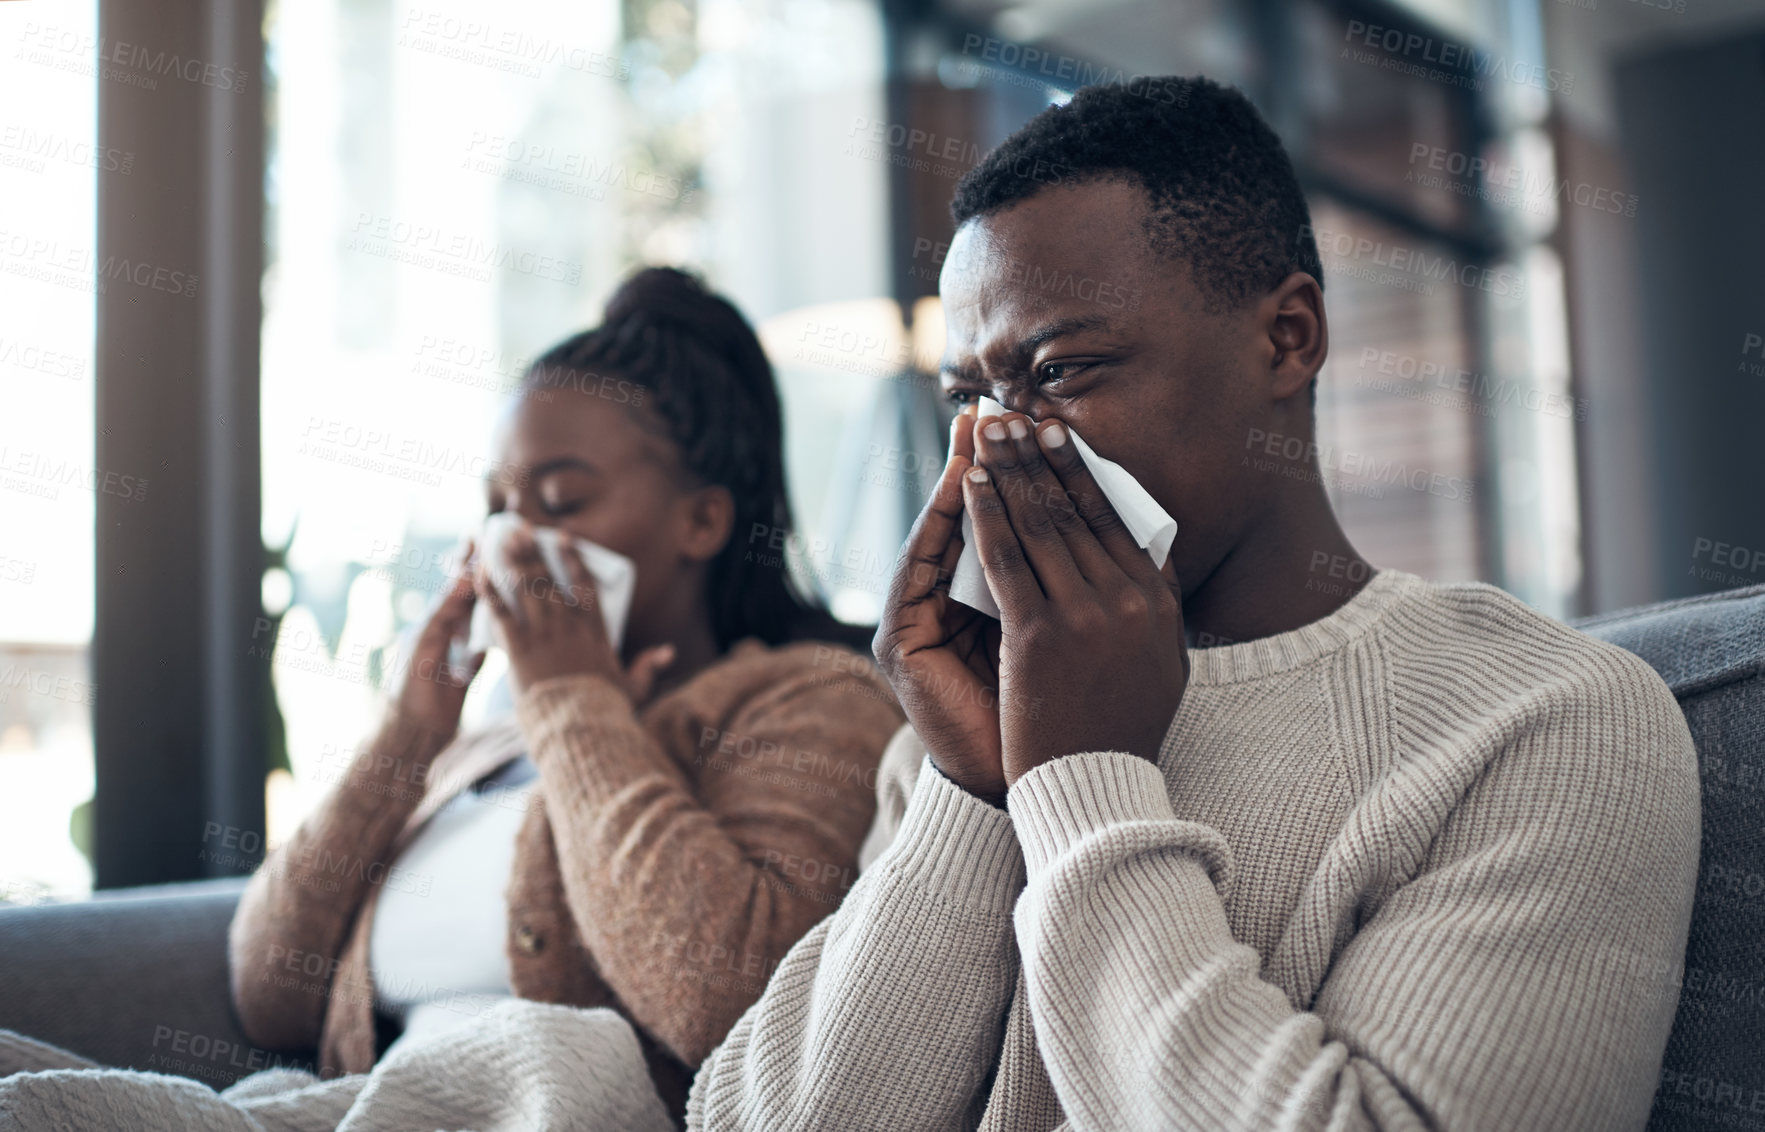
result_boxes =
[1262,272,1327,403]
[678,483,736,564]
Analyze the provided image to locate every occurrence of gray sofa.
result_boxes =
[1576,584,1765,1132]
[0,876,275,1088]
[3,584,1762,1128]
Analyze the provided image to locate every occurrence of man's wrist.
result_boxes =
[874,754,1027,907]
[927,757,1008,810]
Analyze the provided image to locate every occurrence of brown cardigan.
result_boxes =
[227,638,901,1116]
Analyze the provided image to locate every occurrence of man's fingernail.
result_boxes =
[983,421,1007,441]
[1006,418,1028,440]
[967,467,989,484]
[1043,421,1068,448]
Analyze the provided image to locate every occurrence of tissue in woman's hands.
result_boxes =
[461,512,636,656]
[949,397,1178,619]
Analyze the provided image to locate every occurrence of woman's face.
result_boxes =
[484,385,726,648]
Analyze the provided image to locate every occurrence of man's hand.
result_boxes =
[477,521,674,704]
[964,411,1187,784]
[874,412,1009,804]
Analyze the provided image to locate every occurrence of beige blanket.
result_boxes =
[0,999,675,1132]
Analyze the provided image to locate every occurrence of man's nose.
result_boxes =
[989,389,1055,421]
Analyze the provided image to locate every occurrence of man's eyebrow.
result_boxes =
[939,357,984,385]
[937,315,1120,385]
[1019,314,1114,353]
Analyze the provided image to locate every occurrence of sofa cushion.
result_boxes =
[1577,583,1765,1131]
[0,877,314,1087]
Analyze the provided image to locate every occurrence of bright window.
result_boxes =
[0,0,101,901]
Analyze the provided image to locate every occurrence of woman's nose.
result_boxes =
[495,495,547,528]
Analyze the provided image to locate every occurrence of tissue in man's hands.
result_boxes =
[461,512,636,657]
[948,397,1178,619]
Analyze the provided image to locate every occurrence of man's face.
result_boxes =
[937,178,1277,595]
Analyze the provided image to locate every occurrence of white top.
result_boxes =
[369,776,537,1043]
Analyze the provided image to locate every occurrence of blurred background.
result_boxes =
[3,0,1763,896]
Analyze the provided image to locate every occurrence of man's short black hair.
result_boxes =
[950,76,1324,313]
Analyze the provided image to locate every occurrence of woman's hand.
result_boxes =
[383,539,485,757]
[874,412,1009,804]
[478,520,676,704]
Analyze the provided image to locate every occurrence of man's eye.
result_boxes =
[542,498,585,517]
[945,388,980,405]
[1039,362,1083,383]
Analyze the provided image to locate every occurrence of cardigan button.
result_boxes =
[514,924,544,954]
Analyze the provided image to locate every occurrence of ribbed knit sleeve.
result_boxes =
[687,755,1027,1131]
[514,661,900,1070]
[1007,659,1701,1132]
[228,719,448,1051]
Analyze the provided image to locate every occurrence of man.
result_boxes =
[688,77,1697,1131]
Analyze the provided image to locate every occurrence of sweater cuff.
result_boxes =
[872,754,1026,914]
[1009,751,1180,881]
[515,672,657,802]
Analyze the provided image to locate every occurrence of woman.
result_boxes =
[228,268,903,1120]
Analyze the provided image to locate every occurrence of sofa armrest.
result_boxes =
[0,877,314,1087]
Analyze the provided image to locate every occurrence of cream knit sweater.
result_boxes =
[687,569,1701,1131]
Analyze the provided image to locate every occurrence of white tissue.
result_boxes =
[461,512,637,657]
[949,396,1178,619]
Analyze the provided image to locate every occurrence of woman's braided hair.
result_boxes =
[522,266,850,650]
